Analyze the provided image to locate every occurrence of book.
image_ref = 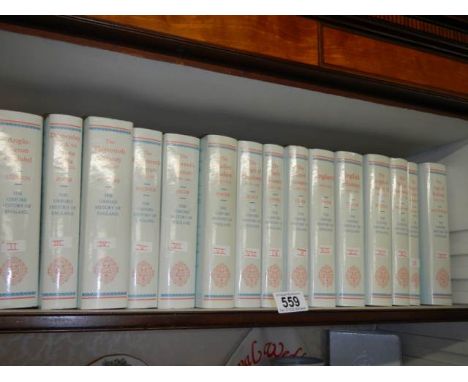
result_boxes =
[284,146,309,297]
[78,116,133,309]
[364,154,392,306]
[128,128,162,309]
[234,141,263,308]
[335,151,364,306]
[39,114,83,309]
[390,158,410,306]
[308,149,335,307]
[408,162,420,305]
[0,110,43,309]
[419,163,452,305]
[195,135,237,308]
[261,144,285,308]
[158,133,200,309]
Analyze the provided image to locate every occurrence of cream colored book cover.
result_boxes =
[128,128,162,309]
[158,133,200,309]
[408,162,420,305]
[335,151,364,307]
[235,141,263,308]
[40,114,83,309]
[309,149,335,307]
[284,146,309,297]
[0,110,43,309]
[419,163,452,305]
[78,116,133,309]
[364,154,391,306]
[261,145,284,308]
[195,135,237,308]
[390,158,410,306]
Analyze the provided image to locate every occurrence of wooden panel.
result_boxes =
[89,16,319,66]
[2,306,468,333]
[321,26,468,96]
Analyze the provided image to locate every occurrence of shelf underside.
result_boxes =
[1,306,468,333]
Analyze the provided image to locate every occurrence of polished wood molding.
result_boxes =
[88,16,319,66]
[321,26,468,96]
[1,306,468,333]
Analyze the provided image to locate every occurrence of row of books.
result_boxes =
[0,109,451,310]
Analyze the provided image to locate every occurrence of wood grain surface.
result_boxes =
[89,16,319,66]
[321,26,468,96]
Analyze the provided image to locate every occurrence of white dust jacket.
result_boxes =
[195,135,237,308]
[158,133,200,309]
[128,128,162,309]
[78,116,133,309]
[284,146,309,297]
[0,110,43,309]
[40,114,83,309]
[261,145,285,308]
[419,163,452,305]
[234,141,263,308]
[364,154,392,306]
[335,151,364,307]
[390,158,410,306]
[308,149,335,307]
[408,162,420,305]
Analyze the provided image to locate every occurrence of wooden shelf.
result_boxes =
[1,306,468,333]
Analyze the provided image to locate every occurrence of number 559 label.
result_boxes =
[273,291,308,314]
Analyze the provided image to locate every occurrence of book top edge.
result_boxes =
[85,116,133,131]
[0,109,43,127]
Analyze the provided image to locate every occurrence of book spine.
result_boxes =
[261,145,284,308]
[196,135,237,308]
[390,158,410,306]
[0,110,43,309]
[128,128,162,309]
[364,155,392,306]
[158,134,200,309]
[235,141,263,308]
[39,114,83,309]
[309,149,335,307]
[335,152,364,306]
[284,146,309,297]
[419,163,452,305]
[78,117,133,309]
[408,162,420,305]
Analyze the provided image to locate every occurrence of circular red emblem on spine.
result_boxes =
[242,264,260,288]
[318,265,334,288]
[375,266,390,288]
[267,264,282,289]
[48,256,74,285]
[136,260,155,287]
[292,265,308,289]
[211,263,231,288]
[436,268,449,289]
[397,267,409,288]
[346,265,361,288]
[94,256,119,284]
[170,261,191,287]
[0,257,28,286]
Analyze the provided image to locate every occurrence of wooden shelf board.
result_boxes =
[1,306,468,333]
